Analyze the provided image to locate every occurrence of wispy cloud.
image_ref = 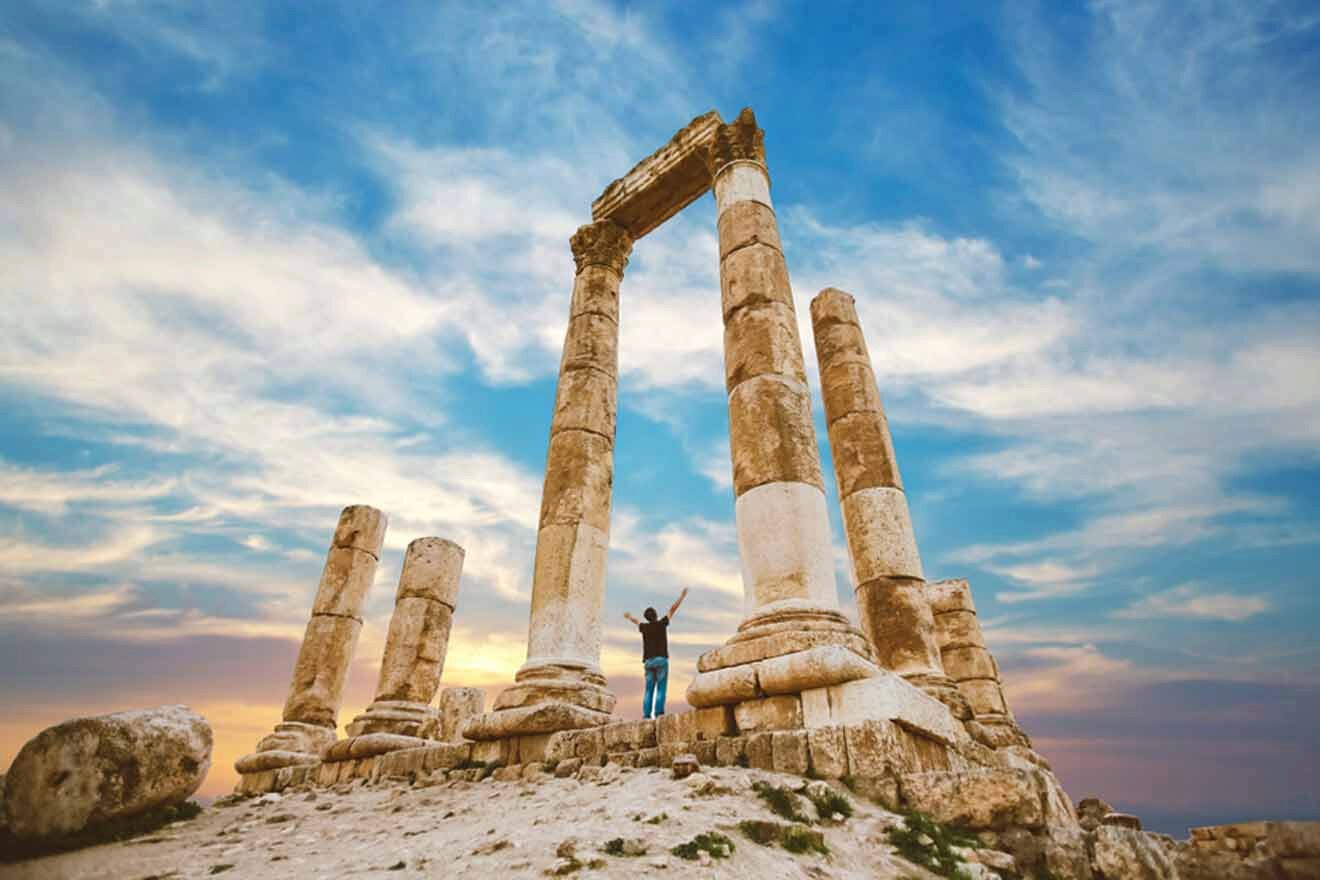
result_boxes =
[1114,583,1271,623]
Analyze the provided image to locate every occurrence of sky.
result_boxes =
[1,0,1318,837]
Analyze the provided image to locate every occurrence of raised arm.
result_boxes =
[667,587,690,620]
[623,611,641,626]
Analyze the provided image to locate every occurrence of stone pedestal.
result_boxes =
[235,505,386,774]
[687,110,876,708]
[439,687,485,742]
[467,220,633,740]
[330,537,464,758]
[927,578,1029,747]
[810,288,968,718]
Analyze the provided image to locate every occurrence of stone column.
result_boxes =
[342,537,464,747]
[687,110,876,708]
[810,288,967,715]
[236,505,386,773]
[927,579,1029,748]
[466,219,633,739]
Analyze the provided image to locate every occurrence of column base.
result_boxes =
[323,731,440,763]
[345,699,440,739]
[904,671,975,721]
[688,602,877,708]
[465,661,618,740]
[234,721,336,773]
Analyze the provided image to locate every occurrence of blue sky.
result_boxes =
[2,0,1318,833]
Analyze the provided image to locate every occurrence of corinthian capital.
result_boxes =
[706,107,766,174]
[570,220,634,275]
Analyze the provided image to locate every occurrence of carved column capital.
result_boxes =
[706,107,767,175]
[570,219,634,275]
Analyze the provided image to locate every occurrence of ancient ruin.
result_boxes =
[213,109,1320,880]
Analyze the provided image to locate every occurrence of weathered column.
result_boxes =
[687,110,876,708]
[928,579,1030,748]
[341,537,464,749]
[810,289,968,715]
[466,219,632,739]
[236,505,386,773]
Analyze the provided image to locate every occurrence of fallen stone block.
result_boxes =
[3,705,211,840]
[672,754,700,779]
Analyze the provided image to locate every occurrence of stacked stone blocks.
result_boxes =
[235,505,387,774]
[810,287,968,719]
[927,578,1029,748]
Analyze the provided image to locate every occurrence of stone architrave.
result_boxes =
[685,109,877,707]
[235,505,386,774]
[338,537,464,754]
[927,578,1029,748]
[465,220,633,740]
[809,288,968,717]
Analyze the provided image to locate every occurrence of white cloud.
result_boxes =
[0,464,176,516]
[1115,583,1271,623]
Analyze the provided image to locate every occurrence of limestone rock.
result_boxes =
[4,705,212,840]
[898,768,1047,831]
[671,754,700,779]
[1078,796,1114,832]
[1103,811,1142,830]
[1091,826,1177,880]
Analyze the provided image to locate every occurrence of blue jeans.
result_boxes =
[643,656,669,718]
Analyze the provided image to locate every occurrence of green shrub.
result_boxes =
[806,787,854,821]
[886,812,977,880]
[781,824,828,855]
[737,820,781,846]
[752,781,810,823]
[671,831,735,861]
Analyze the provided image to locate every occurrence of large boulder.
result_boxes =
[898,767,1049,830]
[3,705,211,840]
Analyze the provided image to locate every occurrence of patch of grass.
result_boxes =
[782,825,828,855]
[602,838,625,856]
[737,820,827,856]
[644,812,668,825]
[887,812,978,880]
[806,787,854,821]
[671,831,735,861]
[738,820,780,846]
[0,800,204,864]
[752,781,811,823]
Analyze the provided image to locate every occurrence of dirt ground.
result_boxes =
[2,766,951,879]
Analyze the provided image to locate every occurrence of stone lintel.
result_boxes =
[591,109,723,240]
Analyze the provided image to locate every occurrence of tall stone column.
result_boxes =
[928,579,1029,748]
[466,219,632,739]
[236,505,386,773]
[343,537,464,746]
[687,110,876,708]
[810,289,968,716]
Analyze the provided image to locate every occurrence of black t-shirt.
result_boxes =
[639,616,669,660]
